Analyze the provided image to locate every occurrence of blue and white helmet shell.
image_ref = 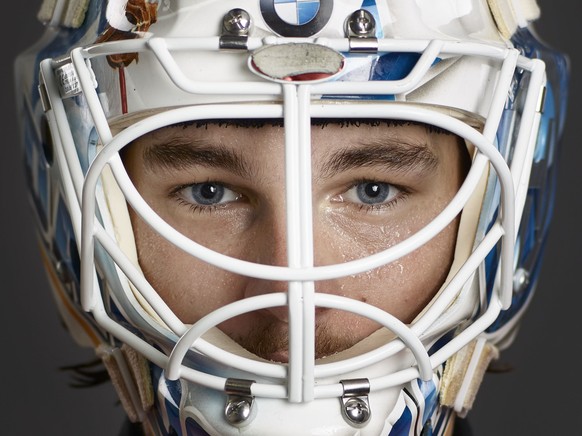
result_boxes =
[14,0,568,435]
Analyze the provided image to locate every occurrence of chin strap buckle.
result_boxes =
[340,378,372,426]
[224,378,256,426]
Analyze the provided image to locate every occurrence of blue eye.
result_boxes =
[191,183,224,205]
[179,182,239,207]
[342,181,400,206]
[356,182,392,204]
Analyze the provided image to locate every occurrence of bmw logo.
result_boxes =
[260,0,333,37]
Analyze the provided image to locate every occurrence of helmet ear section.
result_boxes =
[33,114,99,349]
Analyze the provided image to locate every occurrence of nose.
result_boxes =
[241,208,346,322]
[241,205,290,320]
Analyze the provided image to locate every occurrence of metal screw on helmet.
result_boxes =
[346,10,378,53]
[340,379,372,426]
[344,397,371,424]
[220,9,251,50]
[55,260,66,281]
[513,268,530,293]
[347,9,376,37]
[55,260,73,285]
[224,378,255,426]
[225,397,252,424]
[222,8,252,36]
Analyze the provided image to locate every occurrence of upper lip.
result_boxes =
[257,306,330,324]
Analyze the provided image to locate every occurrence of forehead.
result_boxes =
[136,119,455,150]
[125,120,468,184]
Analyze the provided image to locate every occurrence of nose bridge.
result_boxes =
[251,201,347,269]
[246,206,349,295]
[241,201,292,301]
[254,201,289,268]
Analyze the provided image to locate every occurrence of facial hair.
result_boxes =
[229,315,370,362]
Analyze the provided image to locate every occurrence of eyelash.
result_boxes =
[174,197,217,214]
[357,196,404,212]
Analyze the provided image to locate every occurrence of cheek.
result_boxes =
[131,215,246,323]
[316,200,444,264]
[358,219,459,322]
[317,206,459,322]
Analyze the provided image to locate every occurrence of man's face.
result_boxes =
[123,120,468,362]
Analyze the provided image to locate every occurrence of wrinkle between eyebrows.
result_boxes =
[320,140,439,180]
[141,137,257,180]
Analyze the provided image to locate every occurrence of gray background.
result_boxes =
[1,1,579,435]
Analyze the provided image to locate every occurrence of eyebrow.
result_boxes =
[320,139,439,179]
[141,137,254,179]
[140,134,439,180]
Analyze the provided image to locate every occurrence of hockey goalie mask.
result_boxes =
[14,0,568,435]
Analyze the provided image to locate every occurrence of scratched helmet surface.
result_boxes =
[15,0,568,434]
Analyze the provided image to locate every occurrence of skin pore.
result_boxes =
[122,120,470,362]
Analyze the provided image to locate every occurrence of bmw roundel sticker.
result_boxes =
[275,0,320,25]
[260,0,333,37]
